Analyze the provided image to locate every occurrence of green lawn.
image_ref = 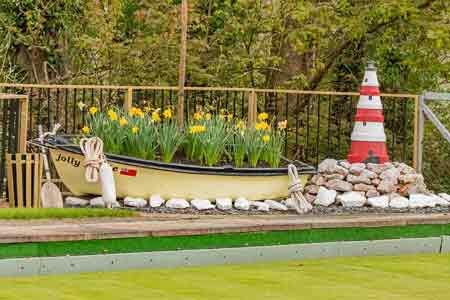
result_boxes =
[0,208,135,220]
[1,253,450,300]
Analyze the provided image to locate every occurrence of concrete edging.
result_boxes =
[1,236,448,277]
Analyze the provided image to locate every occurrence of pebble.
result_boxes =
[90,197,105,208]
[166,198,190,209]
[367,195,389,208]
[389,196,409,209]
[264,200,288,211]
[338,192,366,208]
[191,199,215,210]
[409,194,434,208]
[234,197,250,210]
[124,197,147,208]
[216,198,233,210]
[65,197,89,207]
[150,194,165,208]
[314,187,336,207]
[250,201,270,212]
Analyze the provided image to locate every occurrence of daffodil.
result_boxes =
[136,109,145,118]
[258,112,269,121]
[205,113,212,120]
[77,101,86,111]
[151,111,161,122]
[189,125,207,134]
[262,135,270,143]
[236,120,246,131]
[81,126,90,134]
[131,126,139,134]
[227,113,233,121]
[193,111,203,121]
[255,121,270,131]
[108,110,118,121]
[119,117,128,127]
[278,120,287,130]
[219,114,225,120]
[89,106,98,115]
[129,107,139,117]
[163,108,172,119]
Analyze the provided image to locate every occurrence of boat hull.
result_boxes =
[50,147,313,201]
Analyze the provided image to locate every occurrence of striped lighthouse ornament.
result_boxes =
[347,61,389,164]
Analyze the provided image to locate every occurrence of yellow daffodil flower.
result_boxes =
[189,125,207,134]
[77,101,86,111]
[193,112,203,121]
[88,107,98,115]
[236,120,246,131]
[163,108,172,119]
[119,117,128,127]
[151,111,161,122]
[81,126,90,134]
[258,112,269,121]
[255,121,270,131]
[205,113,212,120]
[262,135,270,143]
[227,113,233,121]
[131,126,139,134]
[108,110,118,121]
[129,107,139,117]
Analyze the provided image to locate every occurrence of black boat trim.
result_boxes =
[44,136,316,177]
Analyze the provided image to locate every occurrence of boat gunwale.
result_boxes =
[43,136,316,177]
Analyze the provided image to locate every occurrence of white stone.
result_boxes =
[337,192,366,208]
[234,197,250,210]
[326,179,353,192]
[314,187,336,207]
[216,198,233,210]
[250,201,270,212]
[65,197,89,207]
[90,197,105,208]
[361,169,378,179]
[124,197,147,208]
[166,198,190,209]
[149,194,165,208]
[389,196,409,209]
[318,159,338,173]
[191,199,215,210]
[264,200,288,211]
[409,194,435,208]
[430,194,449,207]
[379,168,400,183]
[349,163,366,175]
[367,195,389,208]
[438,193,450,202]
[399,174,423,184]
[339,160,351,169]
[366,189,380,198]
[377,179,397,194]
[346,174,371,185]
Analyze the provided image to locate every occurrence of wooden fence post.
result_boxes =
[18,96,28,153]
[177,0,188,127]
[124,88,133,112]
[247,90,258,125]
[413,94,424,172]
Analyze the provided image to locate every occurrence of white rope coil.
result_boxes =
[288,164,312,214]
[80,137,105,183]
[39,123,61,142]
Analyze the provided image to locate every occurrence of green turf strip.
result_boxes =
[0,208,135,220]
[1,223,450,259]
[2,254,450,299]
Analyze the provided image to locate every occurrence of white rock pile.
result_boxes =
[305,158,450,209]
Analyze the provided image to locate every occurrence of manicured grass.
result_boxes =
[0,208,135,220]
[1,253,450,300]
[1,223,450,259]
